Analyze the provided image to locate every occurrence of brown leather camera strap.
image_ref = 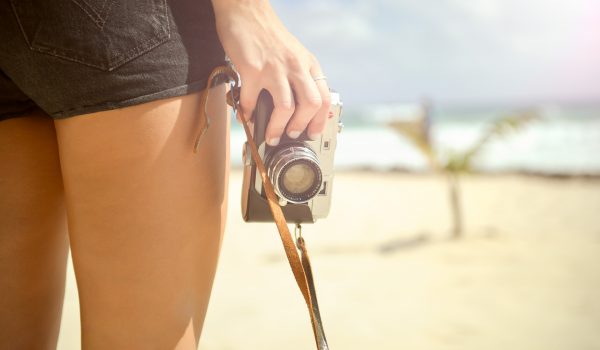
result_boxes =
[239,117,330,350]
[194,65,329,350]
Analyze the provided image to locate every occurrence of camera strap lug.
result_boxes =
[294,223,303,241]
[194,64,330,350]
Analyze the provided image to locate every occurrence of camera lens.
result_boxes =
[282,161,316,194]
[266,144,323,203]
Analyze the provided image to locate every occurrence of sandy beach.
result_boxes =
[57,170,600,350]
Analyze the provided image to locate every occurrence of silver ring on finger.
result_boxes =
[312,75,327,82]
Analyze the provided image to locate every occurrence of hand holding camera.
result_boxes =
[241,89,343,223]
[204,64,339,349]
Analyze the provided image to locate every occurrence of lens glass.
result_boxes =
[266,144,323,203]
[282,162,316,195]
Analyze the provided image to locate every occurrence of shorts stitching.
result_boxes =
[10,1,32,47]
[71,0,115,29]
[10,0,170,71]
[32,30,170,71]
[70,4,103,29]
[101,1,171,71]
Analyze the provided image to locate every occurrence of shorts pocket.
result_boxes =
[10,0,171,71]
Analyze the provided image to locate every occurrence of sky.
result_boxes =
[271,0,600,107]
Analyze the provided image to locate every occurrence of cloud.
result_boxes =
[271,0,600,105]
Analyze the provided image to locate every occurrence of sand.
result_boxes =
[57,171,600,350]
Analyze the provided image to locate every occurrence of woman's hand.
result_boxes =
[211,0,331,146]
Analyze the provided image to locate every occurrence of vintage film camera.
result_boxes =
[241,89,343,223]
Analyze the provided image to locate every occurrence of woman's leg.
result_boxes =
[0,110,70,349]
[53,84,230,349]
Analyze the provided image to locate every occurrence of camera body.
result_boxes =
[241,89,343,224]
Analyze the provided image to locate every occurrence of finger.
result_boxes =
[265,78,295,146]
[306,60,330,139]
[306,77,331,140]
[286,72,322,139]
[239,76,262,122]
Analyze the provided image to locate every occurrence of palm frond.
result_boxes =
[449,109,539,172]
[388,108,539,173]
[388,117,440,170]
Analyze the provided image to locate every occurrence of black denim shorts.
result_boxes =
[0,0,226,121]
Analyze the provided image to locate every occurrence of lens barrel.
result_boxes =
[266,144,323,204]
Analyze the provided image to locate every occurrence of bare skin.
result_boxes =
[0,110,69,349]
[0,84,229,349]
[212,0,332,145]
[1,1,327,348]
[55,84,230,349]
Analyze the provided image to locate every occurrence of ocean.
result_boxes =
[229,103,600,175]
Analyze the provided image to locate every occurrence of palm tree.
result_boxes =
[389,108,538,239]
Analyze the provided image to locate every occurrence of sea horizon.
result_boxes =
[228,101,600,175]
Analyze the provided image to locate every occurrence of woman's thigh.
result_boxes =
[53,84,230,349]
[0,110,69,349]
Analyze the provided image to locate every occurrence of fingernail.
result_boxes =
[267,137,280,146]
[288,130,301,139]
[308,132,322,140]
